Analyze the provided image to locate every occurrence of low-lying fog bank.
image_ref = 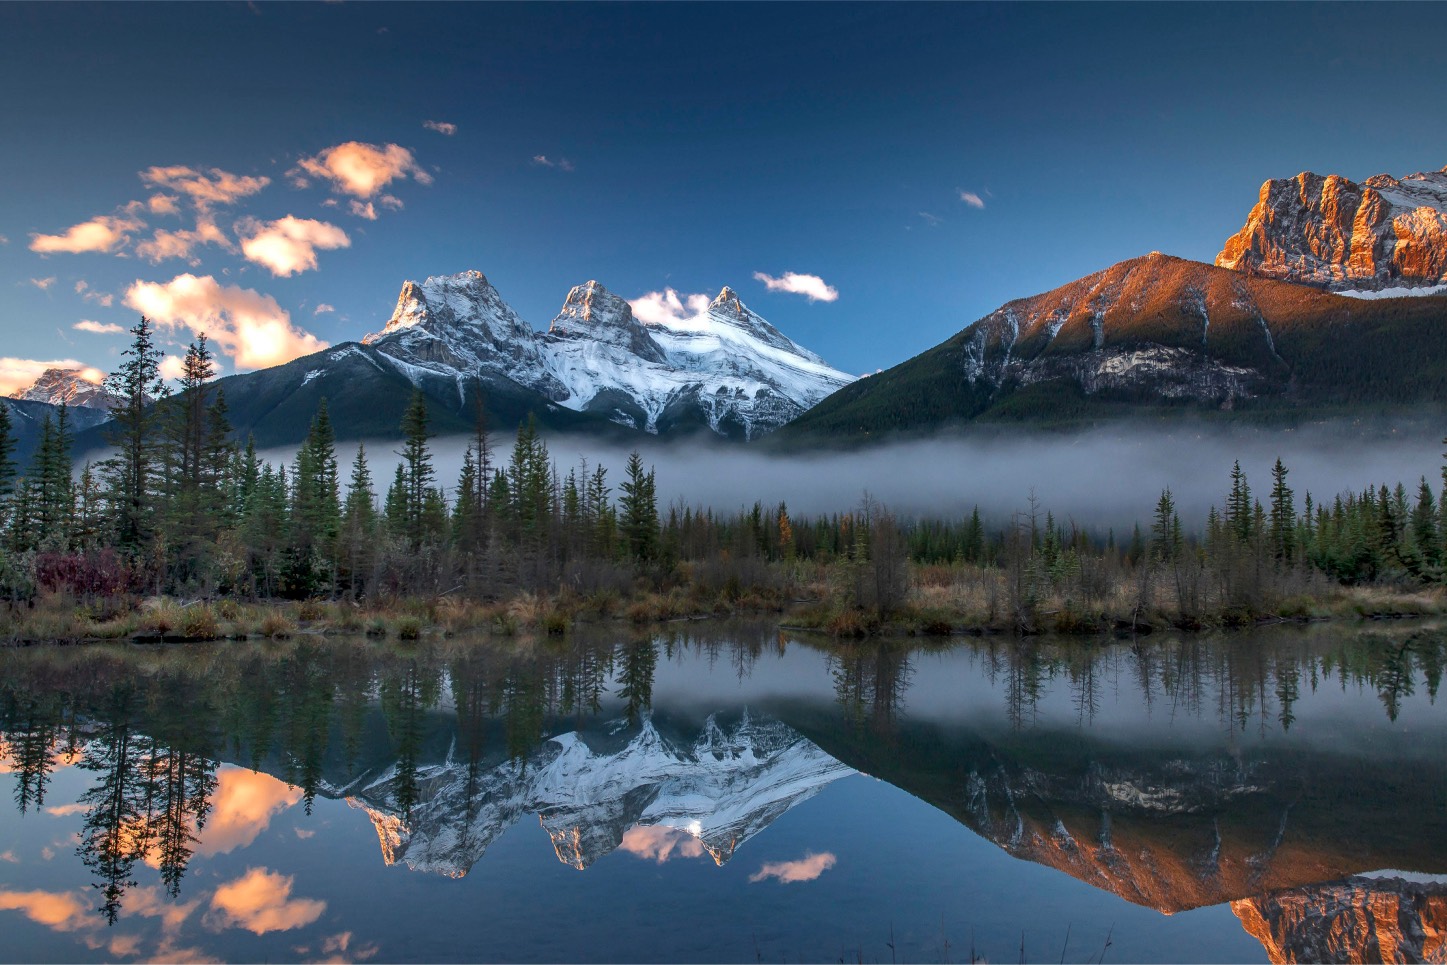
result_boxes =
[248,418,1444,533]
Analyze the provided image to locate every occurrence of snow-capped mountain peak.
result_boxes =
[547,281,666,363]
[9,367,116,411]
[358,270,854,438]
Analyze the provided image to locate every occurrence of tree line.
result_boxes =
[2,316,1447,621]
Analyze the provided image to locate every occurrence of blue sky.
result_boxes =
[3,2,1446,391]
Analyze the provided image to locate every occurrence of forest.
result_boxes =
[2,316,1446,641]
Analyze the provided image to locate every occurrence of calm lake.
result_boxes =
[1,622,1444,963]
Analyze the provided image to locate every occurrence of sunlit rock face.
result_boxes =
[340,713,854,877]
[1232,874,1447,964]
[1218,166,1447,294]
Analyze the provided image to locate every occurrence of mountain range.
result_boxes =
[10,159,1447,461]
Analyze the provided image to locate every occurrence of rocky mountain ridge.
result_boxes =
[9,367,118,411]
[781,252,1447,440]
[359,271,854,439]
[1217,165,1447,293]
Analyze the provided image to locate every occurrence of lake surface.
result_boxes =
[1,622,1445,963]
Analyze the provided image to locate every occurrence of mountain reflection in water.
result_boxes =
[1,623,1444,964]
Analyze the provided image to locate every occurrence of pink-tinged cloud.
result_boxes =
[135,216,231,265]
[30,214,144,255]
[148,194,182,216]
[348,200,378,220]
[0,888,89,931]
[85,290,115,307]
[196,767,303,856]
[42,802,92,817]
[629,288,713,327]
[752,271,839,302]
[208,868,326,935]
[313,303,335,315]
[291,141,431,199]
[238,216,350,277]
[619,825,708,864]
[0,359,105,398]
[748,851,838,884]
[73,320,125,335]
[30,276,57,290]
[422,120,457,136]
[139,165,271,209]
[531,155,575,172]
[125,273,328,370]
[958,190,985,209]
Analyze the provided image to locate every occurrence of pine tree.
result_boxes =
[396,391,435,550]
[102,316,167,555]
[618,450,659,561]
[1150,488,1180,562]
[1227,461,1253,543]
[1269,458,1295,564]
[0,402,15,520]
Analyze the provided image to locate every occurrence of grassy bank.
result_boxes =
[3,558,1444,646]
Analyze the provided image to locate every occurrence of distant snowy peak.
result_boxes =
[547,280,666,363]
[365,270,534,345]
[9,367,116,411]
[357,270,854,438]
[1218,164,1447,291]
[698,285,820,360]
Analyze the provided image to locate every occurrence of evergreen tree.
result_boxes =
[1150,488,1180,562]
[1269,458,1296,564]
[0,402,15,520]
[1227,461,1253,543]
[102,316,167,555]
[619,450,659,561]
[396,391,435,549]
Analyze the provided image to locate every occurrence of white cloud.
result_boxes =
[124,273,328,370]
[347,200,378,220]
[157,354,188,382]
[237,216,350,277]
[918,211,943,226]
[0,234,8,245]
[74,320,124,335]
[139,165,270,210]
[29,277,57,290]
[291,141,431,199]
[0,358,105,397]
[30,214,144,255]
[629,288,713,327]
[748,851,837,884]
[531,154,575,172]
[752,271,839,302]
[135,216,231,265]
[959,190,986,209]
[423,120,457,136]
[313,303,335,315]
[74,280,88,294]
[83,289,115,308]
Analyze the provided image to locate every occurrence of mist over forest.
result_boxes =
[249,418,1447,533]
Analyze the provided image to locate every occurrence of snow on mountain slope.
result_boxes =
[363,272,854,438]
[342,712,855,877]
[9,367,118,411]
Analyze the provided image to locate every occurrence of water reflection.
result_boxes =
[0,623,1444,963]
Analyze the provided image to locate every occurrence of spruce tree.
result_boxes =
[0,402,15,519]
[1268,458,1295,564]
[397,390,435,549]
[102,316,167,555]
[619,450,659,561]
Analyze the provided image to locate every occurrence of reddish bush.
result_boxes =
[34,550,136,598]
